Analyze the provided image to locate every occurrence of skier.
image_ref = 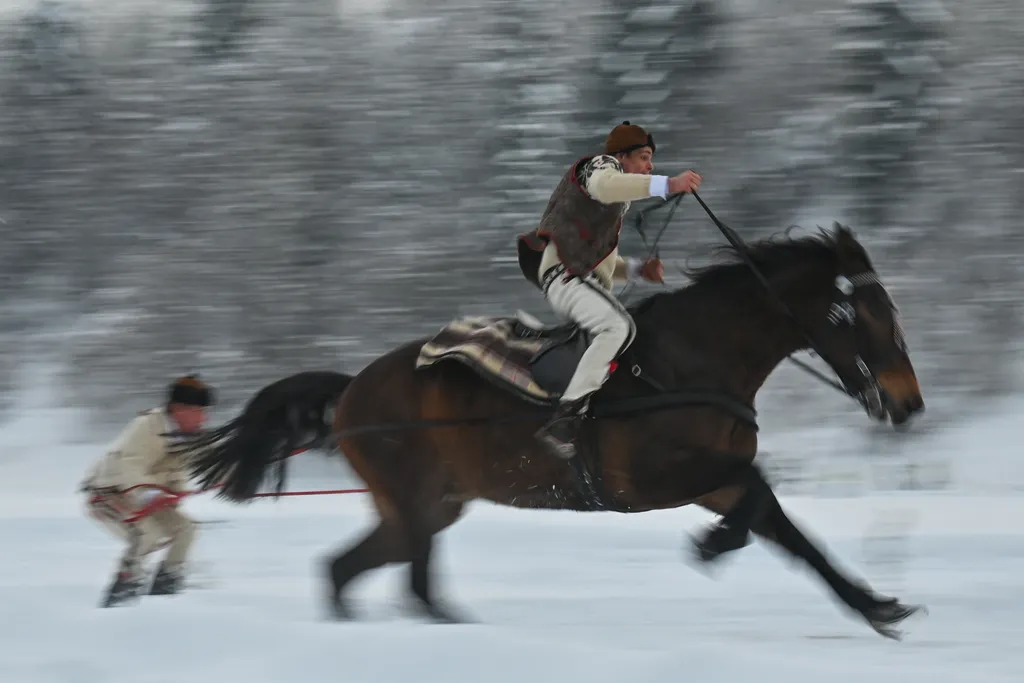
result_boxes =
[81,374,214,607]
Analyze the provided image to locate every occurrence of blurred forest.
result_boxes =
[0,0,1021,459]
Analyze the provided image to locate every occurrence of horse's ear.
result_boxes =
[832,222,867,265]
[833,221,857,247]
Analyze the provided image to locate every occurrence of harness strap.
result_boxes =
[329,387,757,441]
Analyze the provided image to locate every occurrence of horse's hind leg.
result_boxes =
[325,497,466,622]
[403,498,467,623]
[325,518,407,619]
[322,434,420,620]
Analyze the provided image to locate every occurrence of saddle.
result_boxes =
[510,311,592,396]
[416,310,593,404]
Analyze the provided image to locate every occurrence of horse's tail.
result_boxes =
[179,370,355,502]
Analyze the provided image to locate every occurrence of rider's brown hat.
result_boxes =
[605,120,656,156]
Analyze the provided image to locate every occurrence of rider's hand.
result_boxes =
[668,170,702,195]
[640,258,665,284]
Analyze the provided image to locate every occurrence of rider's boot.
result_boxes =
[100,569,144,608]
[149,561,185,596]
[535,396,589,460]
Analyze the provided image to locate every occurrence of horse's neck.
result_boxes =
[636,266,833,401]
[725,267,836,399]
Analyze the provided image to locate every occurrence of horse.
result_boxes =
[181,221,926,640]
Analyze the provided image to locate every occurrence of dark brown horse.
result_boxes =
[183,222,926,640]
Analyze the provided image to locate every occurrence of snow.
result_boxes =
[3,491,1023,682]
[2,393,1023,682]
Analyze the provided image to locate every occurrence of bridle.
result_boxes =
[826,270,902,420]
[632,190,906,420]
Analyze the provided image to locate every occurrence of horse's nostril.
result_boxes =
[908,395,925,413]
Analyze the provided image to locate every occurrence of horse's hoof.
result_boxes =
[864,597,927,640]
[429,608,464,624]
[691,533,720,564]
[685,533,727,580]
[326,594,357,621]
[414,600,473,624]
[689,522,751,565]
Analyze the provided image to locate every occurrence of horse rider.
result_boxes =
[516,121,702,460]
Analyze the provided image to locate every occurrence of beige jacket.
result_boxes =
[538,154,668,290]
[82,408,192,494]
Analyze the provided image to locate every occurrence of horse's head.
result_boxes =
[644,220,925,427]
[815,223,924,426]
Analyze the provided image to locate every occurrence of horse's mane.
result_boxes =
[628,225,849,317]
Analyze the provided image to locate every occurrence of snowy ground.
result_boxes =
[2,385,1023,683]
[2,491,1023,683]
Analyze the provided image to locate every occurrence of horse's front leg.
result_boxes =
[689,464,770,563]
[696,462,926,640]
[627,435,764,561]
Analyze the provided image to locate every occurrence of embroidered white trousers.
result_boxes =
[544,269,637,404]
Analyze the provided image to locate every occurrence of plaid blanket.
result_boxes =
[416,315,559,404]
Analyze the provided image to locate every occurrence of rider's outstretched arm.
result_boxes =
[584,155,669,204]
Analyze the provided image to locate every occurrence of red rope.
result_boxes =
[230,446,370,497]
[248,487,369,498]
[94,445,370,523]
